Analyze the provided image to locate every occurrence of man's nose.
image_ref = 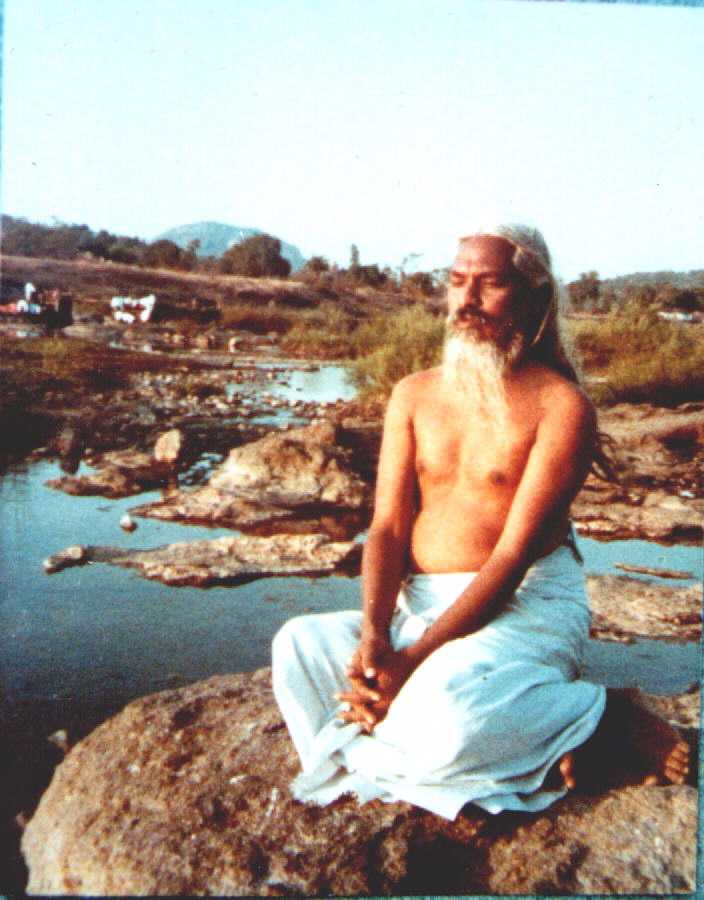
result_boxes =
[460,277,481,307]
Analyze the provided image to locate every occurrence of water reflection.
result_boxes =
[1,458,701,743]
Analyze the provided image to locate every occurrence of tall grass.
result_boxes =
[219,302,295,334]
[348,305,445,397]
[0,334,191,398]
[568,309,704,405]
[279,303,361,357]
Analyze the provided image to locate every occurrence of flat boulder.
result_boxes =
[573,479,703,542]
[21,670,697,896]
[132,421,371,528]
[46,449,173,499]
[586,574,702,643]
[208,420,369,507]
[44,533,361,586]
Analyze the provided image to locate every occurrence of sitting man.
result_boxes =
[272,224,690,819]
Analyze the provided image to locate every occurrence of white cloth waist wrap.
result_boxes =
[271,545,606,819]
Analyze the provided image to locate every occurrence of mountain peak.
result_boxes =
[156,222,305,271]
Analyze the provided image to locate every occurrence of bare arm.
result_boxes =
[403,385,596,670]
[337,379,418,730]
[359,377,417,655]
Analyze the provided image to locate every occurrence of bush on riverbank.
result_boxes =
[348,305,445,397]
[339,302,704,405]
[279,304,363,358]
[219,303,295,335]
[569,308,704,405]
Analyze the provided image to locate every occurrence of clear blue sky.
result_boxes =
[1,0,702,280]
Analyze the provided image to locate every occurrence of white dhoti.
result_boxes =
[272,545,606,819]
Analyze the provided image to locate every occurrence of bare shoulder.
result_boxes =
[529,365,596,439]
[388,367,442,413]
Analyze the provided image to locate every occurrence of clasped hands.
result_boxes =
[336,633,415,734]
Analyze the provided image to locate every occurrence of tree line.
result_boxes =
[0,215,292,279]
[7,215,699,309]
[566,269,704,315]
[0,216,443,297]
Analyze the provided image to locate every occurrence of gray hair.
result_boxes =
[461,223,552,284]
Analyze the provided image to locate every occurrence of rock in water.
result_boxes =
[131,420,372,528]
[153,428,186,465]
[21,671,697,895]
[119,513,137,532]
[46,533,361,586]
[42,545,87,575]
[208,420,370,507]
[46,449,172,499]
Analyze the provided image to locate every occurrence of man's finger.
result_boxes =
[336,686,381,704]
[337,703,377,727]
[348,679,383,701]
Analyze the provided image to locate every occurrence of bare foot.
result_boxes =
[624,693,691,785]
[559,751,577,790]
[546,689,693,794]
[604,688,692,787]
[544,750,577,791]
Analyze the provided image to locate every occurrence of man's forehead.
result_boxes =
[452,235,517,272]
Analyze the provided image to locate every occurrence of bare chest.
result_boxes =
[413,399,538,491]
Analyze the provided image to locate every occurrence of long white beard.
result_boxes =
[442,330,510,432]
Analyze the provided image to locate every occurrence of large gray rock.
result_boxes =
[586,574,702,643]
[571,403,704,542]
[131,420,372,528]
[208,421,368,506]
[573,481,703,542]
[44,533,361,587]
[21,671,698,896]
[46,449,172,499]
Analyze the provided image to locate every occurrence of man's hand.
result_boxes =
[348,631,391,682]
[337,640,416,733]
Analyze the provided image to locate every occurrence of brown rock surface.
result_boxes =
[46,449,172,498]
[132,420,372,528]
[586,574,702,643]
[570,402,704,541]
[22,671,698,896]
[46,533,361,586]
[573,480,703,542]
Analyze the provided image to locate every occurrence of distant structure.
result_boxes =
[111,294,157,324]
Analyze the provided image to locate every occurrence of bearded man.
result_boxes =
[272,225,689,818]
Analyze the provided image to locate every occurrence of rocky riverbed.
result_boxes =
[4,333,703,895]
[20,670,699,896]
[38,367,704,546]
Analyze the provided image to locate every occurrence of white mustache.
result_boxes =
[447,309,492,329]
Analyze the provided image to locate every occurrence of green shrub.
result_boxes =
[219,303,295,334]
[567,311,704,405]
[348,305,445,397]
[279,304,360,357]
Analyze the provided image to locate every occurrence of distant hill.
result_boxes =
[156,221,305,272]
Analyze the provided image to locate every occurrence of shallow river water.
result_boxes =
[1,360,702,743]
[1,456,701,740]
